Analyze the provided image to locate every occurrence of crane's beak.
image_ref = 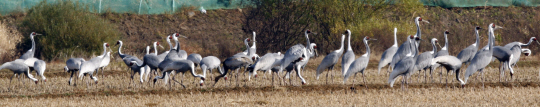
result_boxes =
[422,20,430,24]
[159,45,164,49]
[370,38,377,41]
[437,43,442,49]
[536,41,540,45]
[36,33,42,35]
[495,25,503,30]
[179,36,188,38]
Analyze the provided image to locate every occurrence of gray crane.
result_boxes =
[457,27,482,64]
[436,31,450,57]
[276,30,314,86]
[65,58,85,85]
[281,43,317,85]
[116,40,144,72]
[77,43,109,86]
[378,28,398,74]
[342,30,355,77]
[199,56,223,81]
[157,34,183,78]
[390,17,429,70]
[187,54,202,67]
[430,55,465,87]
[213,55,253,87]
[413,38,439,83]
[275,43,316,85]
[463,23,502,87]
[431,31,450,82]
[153,60,204,88]
[388,35,421,89]
[19,32,41,60]
[343,36,376,88]
[247,52,282,81]
[504,37,539,67]
[316,34,345,84]
[0,60,39,87]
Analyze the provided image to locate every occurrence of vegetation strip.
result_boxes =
[2,82,538,99]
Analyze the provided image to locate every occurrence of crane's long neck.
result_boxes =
[474,29,479,47]
[415,21,421,46]
[406,38,414,57]
[362,39,370,57]
[153,44,158,55]
[146,46,150,55]
[101,44,107,56]
[338,35,345,52]
[522,38,533,46]
[30,36,35,52]
[347,33,352,51]
[167,39,172,51]
[488,28,494,52]
[252,32,256,48]
[305,33,311,50]
[432,41,437,54]
[393,28,398,47]
[244,39,249,50]
[442,34,448,50]
[118,42,124,55]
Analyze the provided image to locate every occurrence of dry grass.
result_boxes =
[0,21,22,62]
[0,56,539,106]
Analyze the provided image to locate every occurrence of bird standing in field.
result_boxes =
[316,34,345,84]
[463,23,502,88]
[413,38,439,83]
[390,17,429,70]
[343,36,376,88]
[378,28,398,75]
[388,35,421,89]
[341,30,355,76]
[457,27,482,64]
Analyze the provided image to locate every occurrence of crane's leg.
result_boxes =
[362,72,367,88]
[446,70,449,88]
[480,69,485,89]
[331,66,334,84]
[9,74,15,89]
[325,69,329,85]
[352,73,357,88]
[499,62,503,82]
[69,70,74,85]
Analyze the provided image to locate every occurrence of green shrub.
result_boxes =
[20,0,120,61]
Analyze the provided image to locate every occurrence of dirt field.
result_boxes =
[0,56,539,106]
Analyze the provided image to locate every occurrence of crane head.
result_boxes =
[409,35,414,39]
[247,38,250,42]
[417,17,429,24]
[115,41,121,46]
[35,81,38,84]
[31,32,42,36]
[106,43,110,47]
[475,26,482,30]
[306,30,311,34]
[445,30,450,34]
